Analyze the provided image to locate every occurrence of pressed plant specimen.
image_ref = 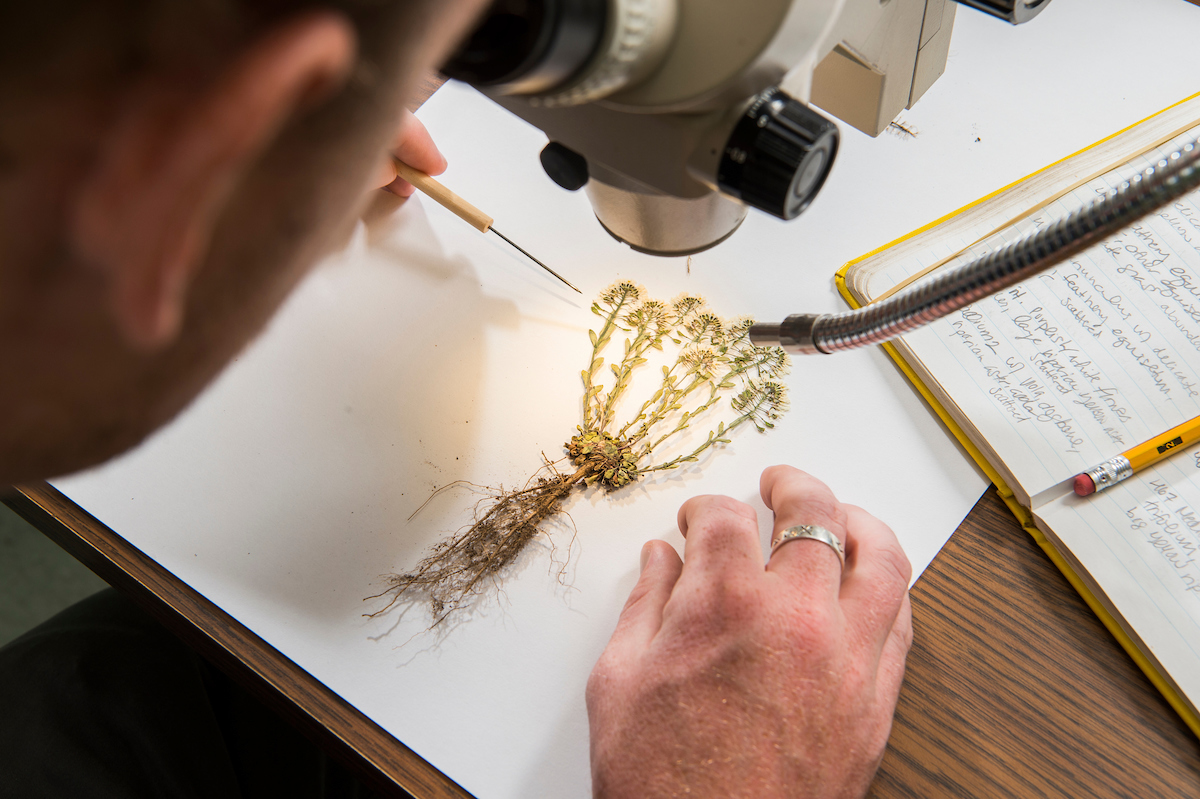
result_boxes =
[370,282,790,625]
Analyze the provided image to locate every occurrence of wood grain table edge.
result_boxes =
[1,481,473,799]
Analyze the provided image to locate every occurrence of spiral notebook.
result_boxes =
[837,92,1200,737]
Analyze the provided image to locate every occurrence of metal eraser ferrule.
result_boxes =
[749,314,828,354]
[1084,456,1134,493]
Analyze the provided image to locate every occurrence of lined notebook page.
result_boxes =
[1033,447,1200,716]
[893,128,1200,505]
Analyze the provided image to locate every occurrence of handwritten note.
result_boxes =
[1034,449,1200,706]
[846,114,1200,726]
[900,129,1200,499]
[1131,478,1200,594]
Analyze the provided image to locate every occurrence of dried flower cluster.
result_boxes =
[369,283,789,626]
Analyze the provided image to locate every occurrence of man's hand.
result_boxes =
[373,110,446,196]
[586,465,913,799]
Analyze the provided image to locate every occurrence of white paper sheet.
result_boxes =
[51,1,1200,795]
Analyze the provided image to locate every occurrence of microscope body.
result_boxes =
[447,0,1042,255]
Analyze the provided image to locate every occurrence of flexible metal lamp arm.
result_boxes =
[749,140,1200,354]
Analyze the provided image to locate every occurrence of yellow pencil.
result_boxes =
[1074,413,1200,496]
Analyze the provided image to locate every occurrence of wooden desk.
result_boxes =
[5,482,1198,798]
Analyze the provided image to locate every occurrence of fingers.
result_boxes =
[380,111,446,196]
[838,504,912,662]
[876,591,913,710]
[760,465,849,597]
[603,540,683,659]
[671,468,909,674]
[760,467,911,670]
[391,112,446,174]
[676,493,763,581]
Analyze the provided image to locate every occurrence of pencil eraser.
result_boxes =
[1073,474,1096,497]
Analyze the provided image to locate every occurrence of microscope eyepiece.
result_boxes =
[442,0,678,106]
[441,0,608,96]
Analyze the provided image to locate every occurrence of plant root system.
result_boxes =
[368,466,587,626]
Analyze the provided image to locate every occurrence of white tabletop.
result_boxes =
[53,1,1200,796]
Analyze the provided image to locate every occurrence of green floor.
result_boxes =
[0,501,108,647]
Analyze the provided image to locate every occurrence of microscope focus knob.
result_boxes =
[953,0,1051,25]
[717,89,839,221]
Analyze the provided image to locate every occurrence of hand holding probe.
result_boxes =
[391,158,581,294]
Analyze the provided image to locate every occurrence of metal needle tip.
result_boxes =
[487,226,582,294]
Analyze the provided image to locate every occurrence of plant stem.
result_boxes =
[628,368,713,451]
[582,290,637,433]
[598,318,663,433]
[643,413,755,473]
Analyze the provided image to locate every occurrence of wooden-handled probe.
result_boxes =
[391,158,581,293]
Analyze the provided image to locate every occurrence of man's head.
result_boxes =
[0,0,486,484]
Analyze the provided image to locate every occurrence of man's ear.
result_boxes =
[70,12,356,350]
